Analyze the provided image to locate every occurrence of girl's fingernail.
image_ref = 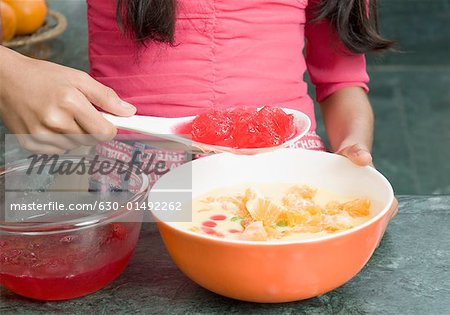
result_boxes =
[356,149,369,157]
[121,100,136,110]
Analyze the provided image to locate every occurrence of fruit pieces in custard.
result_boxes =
[188,185,372,241]
[190,106,296,148]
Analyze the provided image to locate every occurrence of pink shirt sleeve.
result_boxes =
[304,5,370,103]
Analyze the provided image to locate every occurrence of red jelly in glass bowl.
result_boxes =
[0,156,149,300]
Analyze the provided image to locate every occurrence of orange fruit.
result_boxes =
[343,199,371,217]
[286,185,317,200]
[322,213,354,232]
[3,0,47,35]
[240,221,268,241]
[0,1,17,41]
[324,201,344,215]
[246,197,285,226]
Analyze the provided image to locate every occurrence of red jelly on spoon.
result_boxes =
[177,106,296,149]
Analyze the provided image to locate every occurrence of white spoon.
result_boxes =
[102,108,311,155]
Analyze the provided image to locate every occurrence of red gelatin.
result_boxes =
[111,223,128,240]
[173,121,192,136]
[0,250,133,301]
[210,215,227,221]
[201,227,216,235]
[192,109,234,147]
[187,106,295,149]
[202,221,217,228]
[0,222,140,300]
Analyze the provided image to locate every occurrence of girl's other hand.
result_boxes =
[337,143,373,167]
[0,47,136,154]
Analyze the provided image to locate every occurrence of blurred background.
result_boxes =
[1,0,449,195]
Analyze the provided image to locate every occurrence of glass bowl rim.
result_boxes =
[0,155,149,234]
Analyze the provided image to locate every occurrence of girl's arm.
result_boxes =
[320,87,374,166]
[304,6,373,166]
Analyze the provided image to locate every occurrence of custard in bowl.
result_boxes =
[179,183,373,242]
[150,149,395,303]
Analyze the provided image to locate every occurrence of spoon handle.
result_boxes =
[102,113,190,135]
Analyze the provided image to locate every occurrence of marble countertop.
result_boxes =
[1,195,450,314]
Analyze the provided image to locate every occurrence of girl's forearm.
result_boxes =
[319,86,374,153]
[0,47,24,108]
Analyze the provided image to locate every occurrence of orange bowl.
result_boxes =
[151,149,396,303]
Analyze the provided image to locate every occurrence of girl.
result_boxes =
[0,0,393,165]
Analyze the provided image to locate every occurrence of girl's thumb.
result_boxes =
[74,73,136,117]
[337,144,373,167]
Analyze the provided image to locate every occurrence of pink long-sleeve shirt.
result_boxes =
[87,0,369,133]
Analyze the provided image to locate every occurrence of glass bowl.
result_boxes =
[0,155,149,300]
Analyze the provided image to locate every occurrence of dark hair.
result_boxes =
[116,0,393,53]
[313,0,394,53]
[116,0,177,45]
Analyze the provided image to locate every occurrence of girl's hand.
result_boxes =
[336,143,373,167]
[0,47,136,154]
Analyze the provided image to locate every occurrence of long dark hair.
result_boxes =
[116,0,177,45]
[116,0,394,53]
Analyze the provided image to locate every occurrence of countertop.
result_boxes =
[1,195,450,315]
